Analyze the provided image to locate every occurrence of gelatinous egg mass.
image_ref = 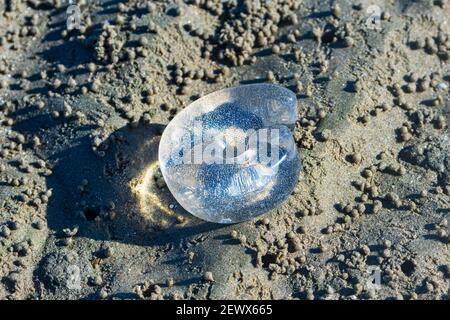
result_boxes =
[159,84,300,223]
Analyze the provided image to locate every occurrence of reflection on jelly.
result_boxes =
[159,84,301,223]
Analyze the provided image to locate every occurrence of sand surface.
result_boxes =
[0,0,449,300]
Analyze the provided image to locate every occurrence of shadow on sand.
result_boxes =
[11,96,226,248]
